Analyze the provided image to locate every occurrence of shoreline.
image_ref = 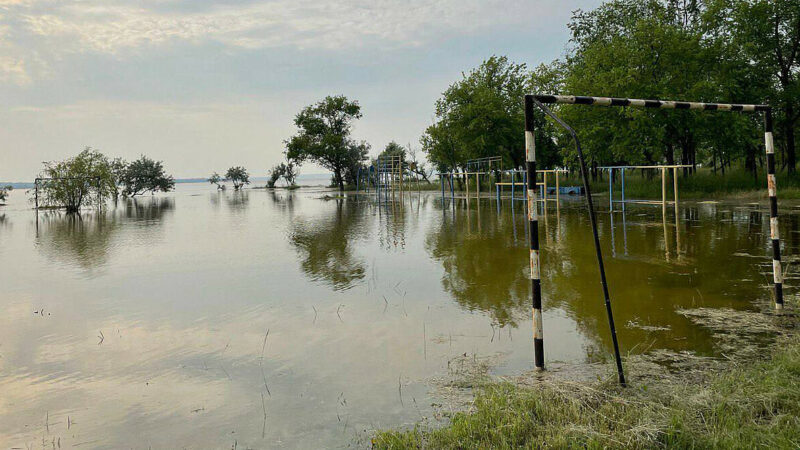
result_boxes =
[372,300,800,448]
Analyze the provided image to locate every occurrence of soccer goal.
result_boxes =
[524,94,783,385]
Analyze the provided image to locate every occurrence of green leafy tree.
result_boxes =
[712,0,800,172]
[121,156,175,197]
[285,95,369,191]
[225,166,250,190]
[422,56,563,177]
[268,156,300,188]
[421,120,466,173]
[379,141,407,161]
[37,147,116,213]
[208,172,226,190]
[433,56,529,168]
[283,159,298,186]
[109,157,128,201]
[267,165,283,188]
[0,185,12,203]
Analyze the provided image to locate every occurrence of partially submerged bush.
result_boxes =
[0,185,12,203]
[120,156,175,197]
[225,166,250,191]
[36,148,116,213]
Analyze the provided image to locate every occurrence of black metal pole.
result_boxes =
[529,96,626,386]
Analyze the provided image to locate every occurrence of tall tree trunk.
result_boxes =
[745,144,757,181]
[335,169,344,191]
[665,143,675,166]
[712,150,717,175]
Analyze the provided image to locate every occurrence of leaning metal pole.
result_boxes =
[528,95,626,385]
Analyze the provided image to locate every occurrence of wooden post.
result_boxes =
[555,170,560,203]
[609,169,613,212]
[673,166,679,219]
[543,172,548,203]
[661,168,666,216]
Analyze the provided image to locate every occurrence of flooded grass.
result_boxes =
[373,304,800,448]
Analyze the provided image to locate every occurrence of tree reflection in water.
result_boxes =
[289,198,368,291]
[426,199,529,327]
[36,197,174,271]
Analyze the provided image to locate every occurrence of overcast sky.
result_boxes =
[0,0,602,181]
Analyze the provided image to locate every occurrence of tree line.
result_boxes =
[420,0,800,179]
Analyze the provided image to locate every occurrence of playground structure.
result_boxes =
[437,156,502,200]
[356,154,430,198]
[494,169,567,203]
[374,154,404,199]
[525,94,785,386]
[601,165,693,214]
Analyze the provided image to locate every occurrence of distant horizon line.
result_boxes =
[0,173,332,188]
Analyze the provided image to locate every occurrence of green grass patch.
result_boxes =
[373,335,800,449]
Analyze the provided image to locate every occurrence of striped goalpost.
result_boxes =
[525,94,785,385]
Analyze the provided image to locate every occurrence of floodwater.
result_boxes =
[0,183,795,448]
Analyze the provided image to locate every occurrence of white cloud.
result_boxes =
[14,0,541,54]
[2,0,570,84]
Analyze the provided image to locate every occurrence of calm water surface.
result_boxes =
[0,183,796,448]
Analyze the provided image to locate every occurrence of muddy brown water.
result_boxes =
[0,184,795,447]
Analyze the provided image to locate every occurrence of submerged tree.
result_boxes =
[267,165,283,188]
[285,95,369,191]
[225,166,250,190]
[0,185,12,202]
[208,172,226,190]
[267,159,299,188]
[36,147,116,213]
[120,156,175,197]
[109,157,128,201]
[0,185,12,203]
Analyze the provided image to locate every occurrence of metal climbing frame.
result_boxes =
[495,168,567,203]
[600,165,692,213]
[375,154,404,199]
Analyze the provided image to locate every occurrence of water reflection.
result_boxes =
[289,198,368,290]
[123,196,175,220]
[1,184,796,448]
[426,200,528,327]
[34,198,174,272]
[35,211,121,271]
[225,190,249,211]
